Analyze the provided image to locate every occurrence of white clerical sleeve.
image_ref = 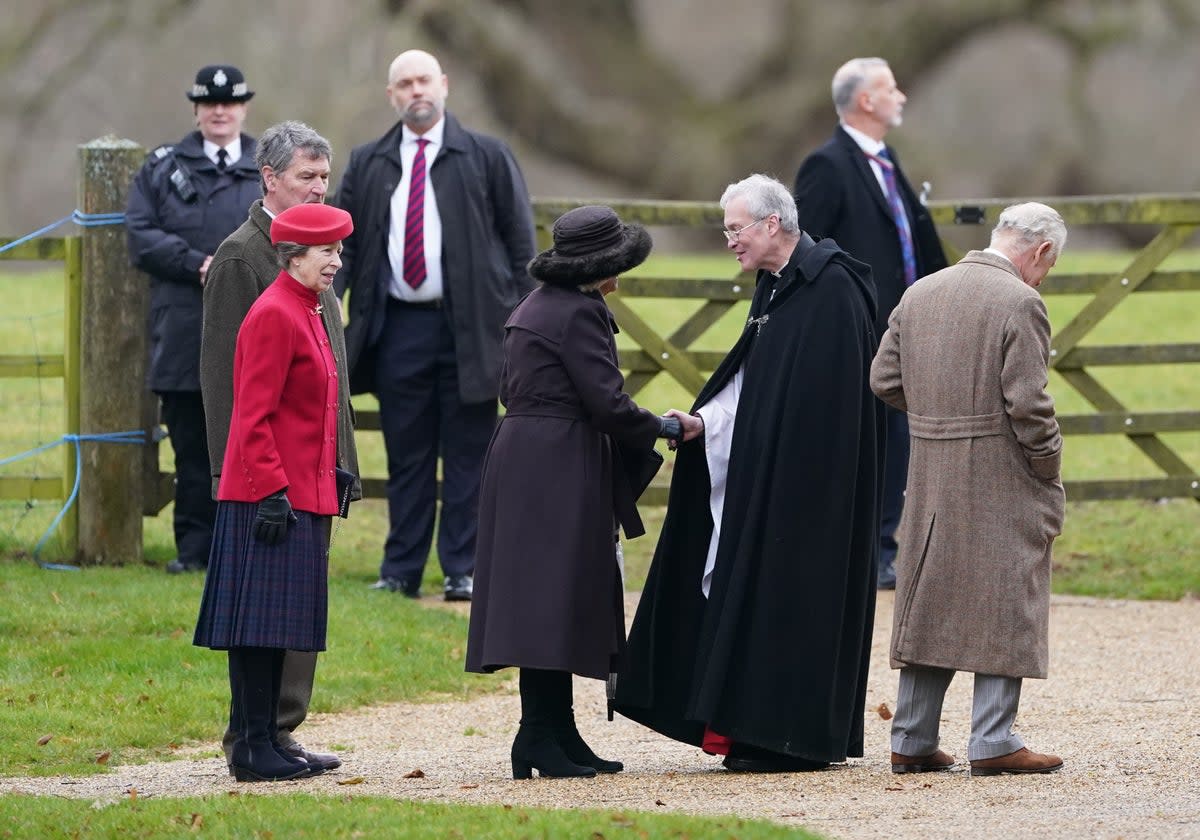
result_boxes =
[695,367,743,598]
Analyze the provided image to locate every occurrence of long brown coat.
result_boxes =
[870,250,1065,679]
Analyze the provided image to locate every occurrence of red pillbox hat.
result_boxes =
[270,204,354,245]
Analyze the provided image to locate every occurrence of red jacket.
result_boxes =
[218,271,340,515]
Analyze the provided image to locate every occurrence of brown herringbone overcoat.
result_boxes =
[870,250,1065,679]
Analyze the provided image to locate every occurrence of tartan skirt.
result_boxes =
[193,501,330,652]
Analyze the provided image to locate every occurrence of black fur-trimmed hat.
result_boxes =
[528,205,652,287]
[187,64,254,103]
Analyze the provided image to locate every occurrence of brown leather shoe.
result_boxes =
[970,747,1063,777]
[891,748,955,774]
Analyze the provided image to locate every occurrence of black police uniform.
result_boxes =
[126,130,260,569]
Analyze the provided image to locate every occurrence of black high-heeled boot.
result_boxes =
[510,724,596,779]
[512,669,596,779]
[558,715,623,774]
[545,671,623,773]
[229,647,312,782]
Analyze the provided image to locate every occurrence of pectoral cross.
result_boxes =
[311,304,324,316]
[747,313,770,335]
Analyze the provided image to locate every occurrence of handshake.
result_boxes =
[656,409,705,451]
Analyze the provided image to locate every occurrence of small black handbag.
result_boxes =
[334,467,357,519]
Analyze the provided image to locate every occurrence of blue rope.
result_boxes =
[0,431,145,569]
[72,211,126,227]
[0,210,126,255]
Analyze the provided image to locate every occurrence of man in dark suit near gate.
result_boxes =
[793,56,947,590]
[335,49,536,601]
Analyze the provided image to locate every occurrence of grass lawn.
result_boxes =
[0,794,813,839]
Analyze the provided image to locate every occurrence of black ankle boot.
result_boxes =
[557,719,623,774]
[511,724,596,779]
[229,648,312,782]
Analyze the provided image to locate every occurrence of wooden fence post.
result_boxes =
[76,137,147,565]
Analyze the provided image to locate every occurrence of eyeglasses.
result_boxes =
[723,217,766,243]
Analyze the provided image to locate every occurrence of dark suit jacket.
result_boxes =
[793,126,946,337]
[334,112,536,400]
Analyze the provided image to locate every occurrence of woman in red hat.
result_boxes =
[194,203,354,782]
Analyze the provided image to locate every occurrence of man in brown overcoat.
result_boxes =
[870,202,1068,777]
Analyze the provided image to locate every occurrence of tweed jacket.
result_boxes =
[219,272,339,515]
[200,200,360,500]
[870,250,1065,678]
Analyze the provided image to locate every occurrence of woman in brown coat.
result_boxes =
[465,205,680,779]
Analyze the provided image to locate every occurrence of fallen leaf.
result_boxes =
[190,813,203,830]
[780,812,806,817]
[460,783,478,789]
[52,666,65,678]
[51,591,61,605]
[127,788,138,801]
[95,750,111,765]
[336,776,365,785]
[137,694,150,704]
[876,702,893,721]
[655,799,666,806]
[885,785,904,791]
[170,628,185,639]
[36,734,53,746]
[403,768,425,779]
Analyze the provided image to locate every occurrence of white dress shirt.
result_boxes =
[203,137,242,167]
[840,122,888,197]
[387,120,445,302]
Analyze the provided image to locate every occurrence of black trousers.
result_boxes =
[375,300,496,581]
[879,405,911,577]
[160,390,216,566]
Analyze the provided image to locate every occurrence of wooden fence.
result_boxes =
[1,142,1197,562]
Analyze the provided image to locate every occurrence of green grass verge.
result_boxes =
[0,794,814,840]
[0,546,489,778]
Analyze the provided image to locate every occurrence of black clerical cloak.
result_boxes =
[613,234,884,763]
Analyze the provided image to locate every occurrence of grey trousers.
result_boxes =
[891,665,1025,761]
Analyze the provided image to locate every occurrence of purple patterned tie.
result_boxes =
[868,149,918,287]
[402,138,429,289]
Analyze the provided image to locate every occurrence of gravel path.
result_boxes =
[4,592,1199,839]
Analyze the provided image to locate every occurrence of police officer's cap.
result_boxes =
[187,65,254,103]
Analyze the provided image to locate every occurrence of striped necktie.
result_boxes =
[867,149,918,287]
[402,138,430,289]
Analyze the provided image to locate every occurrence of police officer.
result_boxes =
[127,65,261,574]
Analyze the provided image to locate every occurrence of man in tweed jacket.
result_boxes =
[870,202,1068,777]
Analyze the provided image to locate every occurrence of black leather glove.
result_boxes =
[657,415,683,445]
[253,489,297,546]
